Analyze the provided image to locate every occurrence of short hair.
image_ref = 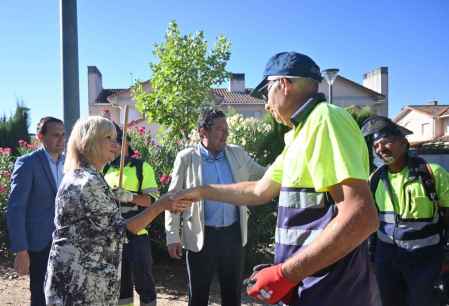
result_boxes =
[198,109,226,130]
[289,77,319,93]
[37,117,63,135]
[64,116,116,173]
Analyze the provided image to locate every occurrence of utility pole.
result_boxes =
[60,0,80,136]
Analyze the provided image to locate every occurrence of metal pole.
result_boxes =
[60,0,80,137]
[329,83,333,104]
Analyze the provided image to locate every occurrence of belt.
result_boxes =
[205,222,239,231]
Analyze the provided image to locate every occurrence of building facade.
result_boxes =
[87,66,388,138]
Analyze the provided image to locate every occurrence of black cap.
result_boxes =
[113,122,124,143]
[251,52,322,97]
[361,115,412,141]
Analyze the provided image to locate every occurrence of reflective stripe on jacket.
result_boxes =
[373,167,442,251]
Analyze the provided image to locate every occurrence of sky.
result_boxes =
[1,0,449,132]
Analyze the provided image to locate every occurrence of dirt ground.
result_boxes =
[0,257,265,306]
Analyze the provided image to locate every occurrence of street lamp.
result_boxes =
[60,0,80,136]
[322,68,339,104]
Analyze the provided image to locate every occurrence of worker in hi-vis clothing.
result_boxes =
[104,125,159,306]
[362,116,449,306]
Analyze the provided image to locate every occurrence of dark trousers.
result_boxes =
[119,233,156,305]
[375,241,443,306]
[186,222,243,306]
[29,244,51,306]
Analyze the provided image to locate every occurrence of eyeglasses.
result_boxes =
[261,79,281,101]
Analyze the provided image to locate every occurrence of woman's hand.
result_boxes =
[171,187,203,203]
[131,194,152,207]
[159,192,194,213]
[111,188,134,202]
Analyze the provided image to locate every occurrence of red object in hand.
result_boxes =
[246,264,297,304]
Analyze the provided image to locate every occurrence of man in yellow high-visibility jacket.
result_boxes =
[362,116,449,306]
[104,126,159,306]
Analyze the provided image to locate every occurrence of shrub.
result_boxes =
[0,139,39,259]
[0,147,14,258]
[0,103,30,153]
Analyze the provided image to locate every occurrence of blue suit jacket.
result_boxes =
[7,148,60,252]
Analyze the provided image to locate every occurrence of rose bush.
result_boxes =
[0,140,38,258]
[0,147,15,257]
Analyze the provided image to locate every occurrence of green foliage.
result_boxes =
[0,102,30,153]
[225,114,290,268]
[188,113,290,166]
[133,21,231,141]
[128,126,183,193]
[345,105,374,128]
[345,105,376,170]
[226,114,272,164]
[254,115,291,165]
[0,147,14,257]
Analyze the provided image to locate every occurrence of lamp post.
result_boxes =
[322,68,339,104]
[60,0,80,136]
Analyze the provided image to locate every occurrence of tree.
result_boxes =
[0,101,30,152]
[345,105,376,170]
[133,21,231,141]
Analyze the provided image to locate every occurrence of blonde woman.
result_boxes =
[44,116,190,305]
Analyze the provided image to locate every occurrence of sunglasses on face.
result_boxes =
[261,79,281,101]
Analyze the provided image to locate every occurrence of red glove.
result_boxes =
[246,264,297,304]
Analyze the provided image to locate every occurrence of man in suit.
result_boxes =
[165,109,266,306]
[7,116,65,306]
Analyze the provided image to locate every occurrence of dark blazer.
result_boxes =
[7,148,60,252]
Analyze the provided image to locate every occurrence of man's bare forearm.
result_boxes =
[126,202,165,234]
[199,181,272,206]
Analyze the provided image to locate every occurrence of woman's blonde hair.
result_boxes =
[64,116,116,173]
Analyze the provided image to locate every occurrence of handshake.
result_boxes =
[111,188,195,214]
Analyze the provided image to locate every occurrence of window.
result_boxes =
[421,123,431,136]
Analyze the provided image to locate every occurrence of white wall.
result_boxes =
[87,66,103,105]
[318,78,386,115]
[443,118,449,136]
[397,110,435,142]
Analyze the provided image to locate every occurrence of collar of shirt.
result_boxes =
[290,92,326,128]
[43,148,64,164]
[199,143,225,162]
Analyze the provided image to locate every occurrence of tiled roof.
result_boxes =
[407,105,449,116]
[440,105,449,116]
[212,88,265,105]
[107,80,152,99]
[95,89,124,103]
[95,85,264,106]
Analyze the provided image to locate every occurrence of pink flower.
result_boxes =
[18,139,27,147]
[0,147,11,155]
[1,170,11,178]
[131,150,141,159]
[159,175,171,186]
[138,127,145,135]
[0,185,7,194]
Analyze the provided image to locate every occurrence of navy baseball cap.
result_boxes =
[251,52,323,97]
[361,115,412,142]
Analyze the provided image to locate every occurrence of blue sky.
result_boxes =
[1,0,448,132]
